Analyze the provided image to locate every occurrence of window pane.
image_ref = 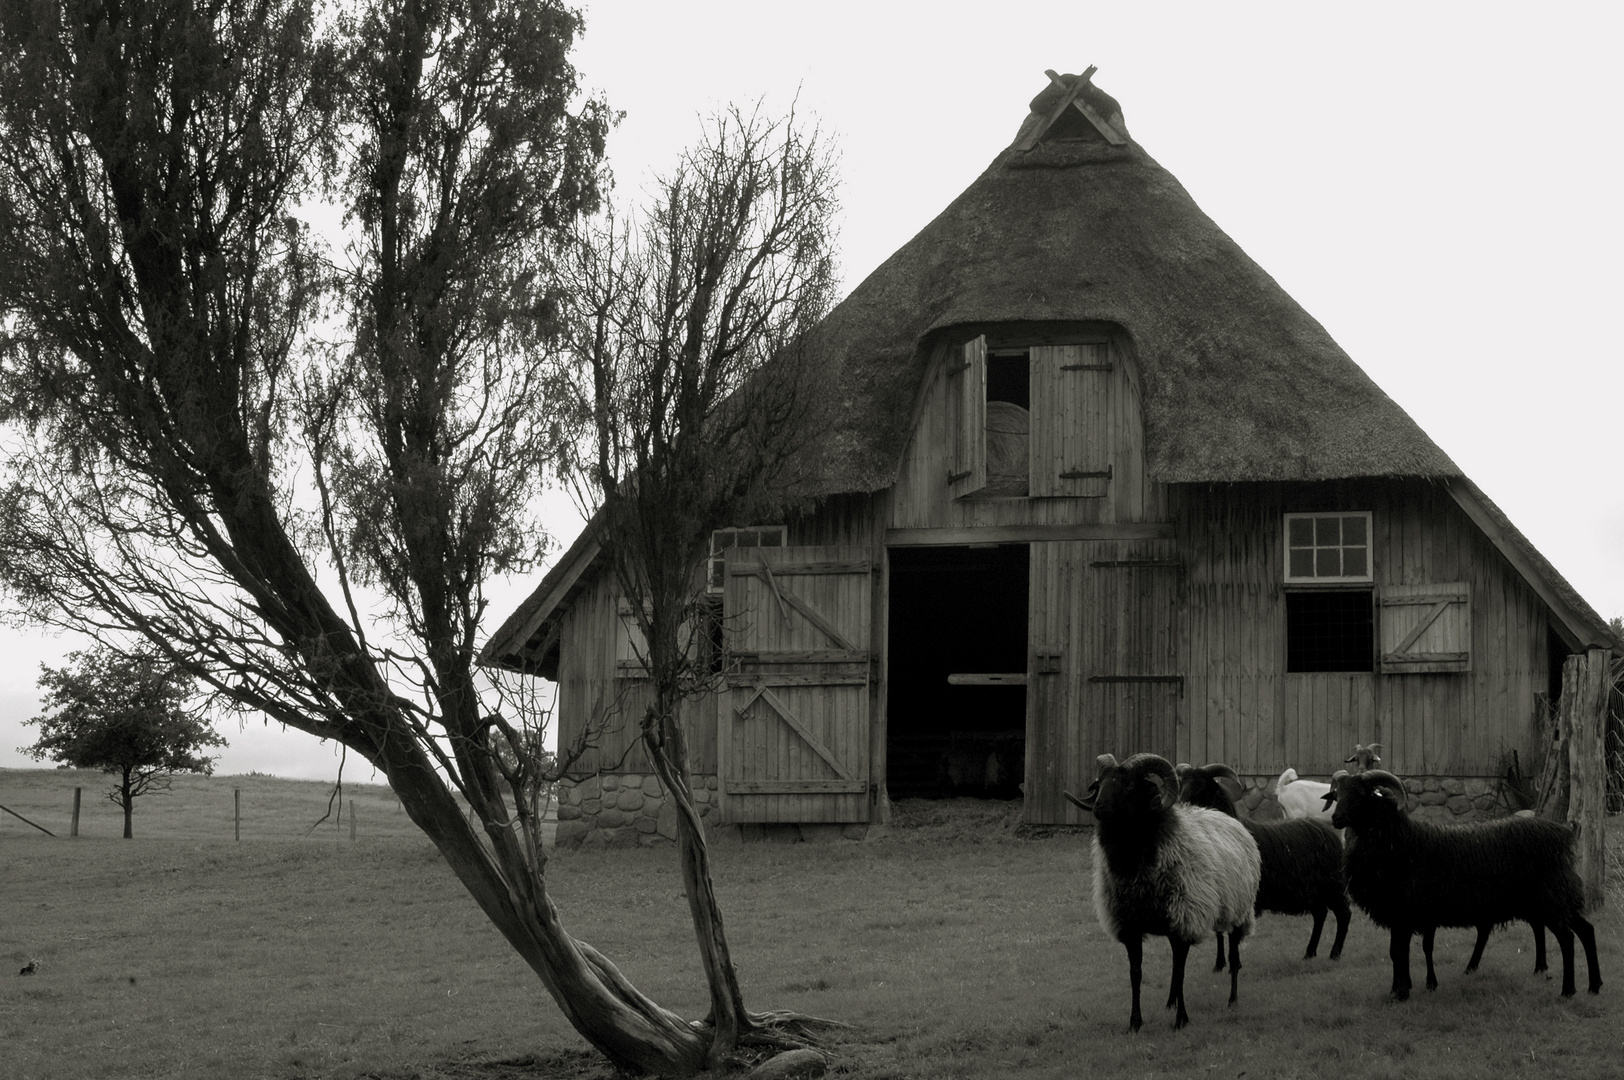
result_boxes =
[738,533,759,547]
[1343,547,1367,578]
[1289,548,1316,578]
[714,532,738,551]
[759,531,783,547]
[1342,515,1367,545]
[1288,517,1315,547]
[1315,515,1341,545]
[1316,548,1342,577]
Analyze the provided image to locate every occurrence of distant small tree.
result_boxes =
[23,646,225,838]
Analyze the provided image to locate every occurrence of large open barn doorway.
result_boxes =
[886,544,1029,800]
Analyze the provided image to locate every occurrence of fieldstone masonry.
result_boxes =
[552,771,1514,848]
[1229,773,1509,823]
[554,772,722,850]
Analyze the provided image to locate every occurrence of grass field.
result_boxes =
[2,768,1622,1080]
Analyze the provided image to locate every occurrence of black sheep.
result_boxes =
[1177,762,1351,970]
[1327,768,1602,1000]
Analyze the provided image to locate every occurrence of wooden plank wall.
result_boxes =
[556,570,718,777]
[1027,538,1182,823]
[1175,480,1549,779]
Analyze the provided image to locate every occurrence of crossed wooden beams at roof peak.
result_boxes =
[1014,65,1127,151]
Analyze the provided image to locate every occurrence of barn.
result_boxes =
[480,70,1615,845]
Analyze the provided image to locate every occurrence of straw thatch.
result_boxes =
[799,72,1459,495]
[481,72,1615,670]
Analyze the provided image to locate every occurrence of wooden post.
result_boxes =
[234,788,241,842]
[1566,649,1608,911]
[348,801,356,841]
[71,787,81,838]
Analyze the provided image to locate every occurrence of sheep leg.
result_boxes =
[1388,927,1414,1001]
[1326,895,1350,961]
[1465,924,1491,973]
[1212,931,1227,973]
[1551,922,1578,997]
[1532,922,1548,974]
[1123,934,1145,1032]
[1168,937,1192,1030]
[1571,915,1602,994]
[1303,904,1327,960]
[1421,927,1439,991]
[1226,924,1246,1006]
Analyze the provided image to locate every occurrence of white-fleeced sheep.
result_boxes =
[1327,768,1602,1000]
[1177,762,1351,969]
[1067,753,1262,1031]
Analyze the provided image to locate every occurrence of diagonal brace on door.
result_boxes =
[746,565,857,651]
[733,684,855,781]
[1391,598,1455,657]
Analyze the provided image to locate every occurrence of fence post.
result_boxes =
[348,801,356,841]
[71,787,81,838]
[1566,649,1608,911]
[234,788,241,842]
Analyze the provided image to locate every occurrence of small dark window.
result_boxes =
[987,352,1029,408]
[1287,591,1373,673]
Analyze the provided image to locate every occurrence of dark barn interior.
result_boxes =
[886,545,1029,800]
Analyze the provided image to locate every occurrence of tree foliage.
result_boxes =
[0,0,744,1073]
[24,644,224,838]
[559,104,842,1063]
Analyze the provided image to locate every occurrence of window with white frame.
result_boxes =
[706,526,787,593]
[1284,512,1372,584]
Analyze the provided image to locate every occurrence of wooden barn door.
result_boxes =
[720,545,873,823]
[1026,538,1184,823]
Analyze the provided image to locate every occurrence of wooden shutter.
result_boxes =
[1379,583,1471,673]
[615,597,649,678]
[720,545,872,823]
[946,336,987,498]
[1030,343,1112,498]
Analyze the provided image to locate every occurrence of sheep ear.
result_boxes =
[1215,775,1245,806]
[1174,762,1192,779]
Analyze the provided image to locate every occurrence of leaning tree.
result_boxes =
[557,103,841,1065]
[0,0,803,1072]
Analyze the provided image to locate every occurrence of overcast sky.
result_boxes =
[1,0,1618,781]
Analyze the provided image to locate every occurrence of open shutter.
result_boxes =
[615,597,649,678]
[946,336,987,498]
[1030,344,1112,497]
[720,545,873,823]
[1379,583,1471,673]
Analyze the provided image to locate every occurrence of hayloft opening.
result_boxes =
[1285,590,1374,673]
[886,544,1029,800]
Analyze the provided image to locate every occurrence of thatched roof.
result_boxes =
[479,71,1615,671]
[801,71,1460,494]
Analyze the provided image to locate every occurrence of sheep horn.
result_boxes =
[1323,768,1351,811]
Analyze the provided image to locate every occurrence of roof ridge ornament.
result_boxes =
[1014,66,1127,151]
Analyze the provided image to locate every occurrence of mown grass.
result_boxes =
[1,777,1622,1080]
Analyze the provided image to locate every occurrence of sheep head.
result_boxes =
[1326,768,1408,830]
[1070,753,1179,824]
[1177,762,1245,815]
[1345,743,1384,771]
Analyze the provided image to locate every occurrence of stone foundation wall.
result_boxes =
[553,771,721,851]
[551,771,1515,849]
[1228,774,1511,822]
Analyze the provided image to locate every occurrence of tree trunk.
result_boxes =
[378,729,711,1075]
[121,770,134,840]
[643,707,749,1066]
